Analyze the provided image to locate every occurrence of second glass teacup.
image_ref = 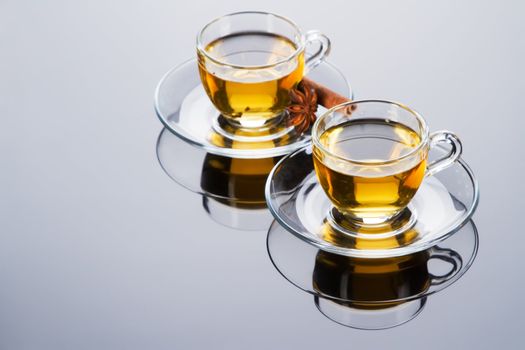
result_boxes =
[197,11,330,131]
[312,100,462,231]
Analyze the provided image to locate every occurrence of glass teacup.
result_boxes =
[197,11,330,130]
[312,100,462,229]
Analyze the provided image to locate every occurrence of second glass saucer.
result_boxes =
[154,58,352,159]
[265,145,479,258]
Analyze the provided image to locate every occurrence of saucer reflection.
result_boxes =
[267,219,478,329]
[314,295,427,330]
[156,128,279,230]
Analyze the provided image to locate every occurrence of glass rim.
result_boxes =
[312,100,430,166]
[196,11,306,70]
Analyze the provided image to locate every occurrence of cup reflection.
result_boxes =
[200,153,278,205]
[312,245,461,329]
[200,153,281,230]
[156,128,280,230]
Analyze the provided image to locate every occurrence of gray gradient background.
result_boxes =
[1,0,524,349]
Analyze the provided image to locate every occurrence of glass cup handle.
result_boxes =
[426,131,463,177]
[428,246,463,286]
[304,30,331,73]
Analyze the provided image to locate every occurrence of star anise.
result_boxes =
[286,80,318,134]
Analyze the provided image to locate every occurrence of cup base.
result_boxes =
[209,113,303,149]
[327,206,418,239]
[218,112,286,130]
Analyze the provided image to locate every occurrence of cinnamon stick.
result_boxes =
[302,77,350,109]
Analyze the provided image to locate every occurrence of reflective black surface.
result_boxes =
[2,1,524,348]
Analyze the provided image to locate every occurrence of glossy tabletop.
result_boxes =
[1,0,524,349]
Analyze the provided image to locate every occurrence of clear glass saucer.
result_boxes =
[156,128,275,231]
[154,58,353,159]
[266,218,478,329]
[265,145,479,258]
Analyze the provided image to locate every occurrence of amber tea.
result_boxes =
[198,32,304,128]
[313,120,427,222]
